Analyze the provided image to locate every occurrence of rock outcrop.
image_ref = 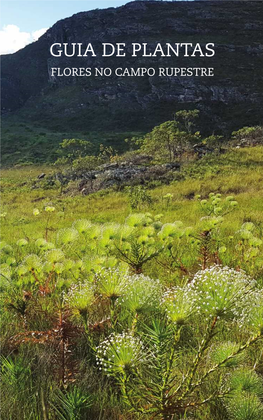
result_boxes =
[48,160,180,195]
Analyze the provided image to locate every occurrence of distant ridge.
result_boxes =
[2,0,263,135]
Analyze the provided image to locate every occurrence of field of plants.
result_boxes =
[1,118,263,420]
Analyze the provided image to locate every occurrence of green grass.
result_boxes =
[1,146,263,244]
[1,116,142,166]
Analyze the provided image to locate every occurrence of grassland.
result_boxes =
[1,146,263,243]
[1,145,263,420]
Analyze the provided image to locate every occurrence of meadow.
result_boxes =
[1,141,263,419]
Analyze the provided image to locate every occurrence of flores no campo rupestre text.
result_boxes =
[50,67,214,77]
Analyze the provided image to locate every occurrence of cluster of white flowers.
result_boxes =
[162,286,196,325]
[64,281,95,312]
[161,266,262,327]
[238,289,263,334]
[96,331,146,375]
[117,274,162,313]
[188,266,257,320]
[96,267,130,299]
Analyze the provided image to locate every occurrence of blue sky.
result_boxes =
[1,1,129,33]
[0,0,129,54]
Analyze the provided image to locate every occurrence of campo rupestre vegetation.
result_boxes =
[1,195,263,419]
[1,112,263,419]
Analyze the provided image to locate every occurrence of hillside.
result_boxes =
[1,1,263,166]
[1,145,263,240]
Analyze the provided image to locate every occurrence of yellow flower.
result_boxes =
[45,206,55,212]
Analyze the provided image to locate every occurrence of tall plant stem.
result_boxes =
[176,316,218,400]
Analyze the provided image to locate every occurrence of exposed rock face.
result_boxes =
[50,160,181,195]
[2,1,263,133]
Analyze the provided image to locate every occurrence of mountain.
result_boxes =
[1,0,263,164]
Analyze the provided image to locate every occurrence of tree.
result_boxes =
[174,109,200,134]
[141,120,200,163]
[55,139,92,165]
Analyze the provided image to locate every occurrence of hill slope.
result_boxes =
[1,0,263,164]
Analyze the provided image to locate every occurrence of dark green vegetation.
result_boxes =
[1,117,142,166]
[2,1,263,165]
[1,113,263,418]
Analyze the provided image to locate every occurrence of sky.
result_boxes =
[0,0,130,54]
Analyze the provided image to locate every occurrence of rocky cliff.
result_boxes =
[2,1,263,136]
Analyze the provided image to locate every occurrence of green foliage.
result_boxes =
[94,266,263,419]
[126,185,153,210]
[198,192,238,216]
[226,369,263,397]
[52,387,93,420]
[96,267,128,300]
[209,342,245,367]
[174,109,200,134]
[72,155,102,171]
[226,393,263,420]
[232,126,263,147]
[55,138,92,166]
[162,193,173,208]
[140,120,201,163]
[117,273,162,315]
[126,110,201,164]
[111,213,164,273]
[203,134,225,150]
[1,197,263,419]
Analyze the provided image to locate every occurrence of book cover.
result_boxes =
[1,1,263,419]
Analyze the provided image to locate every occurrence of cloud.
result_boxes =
[0,25,48,54]
[32,28,48,41]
